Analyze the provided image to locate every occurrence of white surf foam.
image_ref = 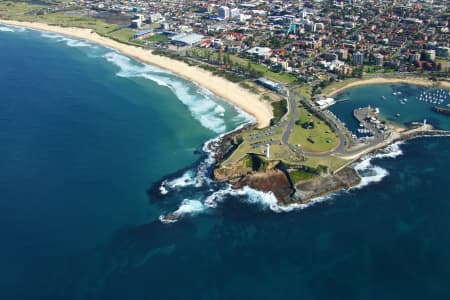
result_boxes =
[159,199,207,224]
[204,185,333,213]
[174,199,206,216]
[164,170,196,190]
[0,25,26,32]
[353,163,389,189]
[0,26,15,32]
[101,51,231,133]
[352,141,404,189]
[40,32,96,48]
[159,181,169,195]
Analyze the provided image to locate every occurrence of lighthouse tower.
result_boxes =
[266,144,270,159]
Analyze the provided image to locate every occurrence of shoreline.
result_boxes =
[0,19,273,128]
[213,121,450,207]
[326,77,450,98]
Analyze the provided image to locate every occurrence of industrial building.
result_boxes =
[255,77,285,93]
[170,33,204,46]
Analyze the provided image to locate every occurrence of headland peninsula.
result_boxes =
[2,1,450,210]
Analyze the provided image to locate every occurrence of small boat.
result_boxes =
[381,96,386,100]
[396,113,401,118]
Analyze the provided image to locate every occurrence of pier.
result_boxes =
[353,106,389,140]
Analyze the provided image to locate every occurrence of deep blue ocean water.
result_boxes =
[1,25,450,300]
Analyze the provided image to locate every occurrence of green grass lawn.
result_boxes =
[187,48,297,85]
[288,107,339,153]
[106,28,135,43]
[289,170,318,184]
[0,2,39,19]
[301,155,348,171]
[0,2,119,35]
[144,33,168,43]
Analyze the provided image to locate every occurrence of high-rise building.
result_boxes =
[423,49,436,62]
[409,52,421,63]
[336,48,348,61]
[374,53,384,66]
[353,51,364,65]
[218,6,230,19]
[436,47,450,58]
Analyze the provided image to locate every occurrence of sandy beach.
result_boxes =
[0,19,273,128]
[327,77,450,98]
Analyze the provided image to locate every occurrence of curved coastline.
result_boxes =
[0,19,273,128]
[327,77,450,98]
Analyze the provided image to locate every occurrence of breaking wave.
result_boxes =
[40,32,96,48]
[352,141,404,189]
[159,199,207,224]
[0,25,26,32]
[0,26,15,32]
[158,141,407,223]
[35,31,251,133]
[102,51,233,133]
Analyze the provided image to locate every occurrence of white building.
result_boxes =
[170,33,204,46]
[246,47,272,58]
[315,98,336,110]
[148,13,163,24]
[218,6,230,19]
[230,8,240,19]
[353,51,364,65]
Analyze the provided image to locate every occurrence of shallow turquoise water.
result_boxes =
[1,25,450,300]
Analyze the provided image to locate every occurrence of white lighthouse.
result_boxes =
[266,144,270,159]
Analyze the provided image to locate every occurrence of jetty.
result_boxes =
[433,106,450,116]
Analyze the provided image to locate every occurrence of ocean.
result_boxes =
[1,25,450,300]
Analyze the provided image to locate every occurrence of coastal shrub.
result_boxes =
[243,154,268,172]
[270,99,288,125]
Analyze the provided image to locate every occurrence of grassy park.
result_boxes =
[288,107,339,153]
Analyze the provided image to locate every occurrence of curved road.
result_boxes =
[281,88,349,158]
[279,87,393,159]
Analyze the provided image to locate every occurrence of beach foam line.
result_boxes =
[0,19,272,128]
[0,25,26,32]
[0,26,15,32]
[102,51,230,133]
[40,31,96,48]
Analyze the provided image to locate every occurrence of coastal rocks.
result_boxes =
[233,169,294,203]
[208,124,255,161]
[213,157,293,203]
[293,167,361,203]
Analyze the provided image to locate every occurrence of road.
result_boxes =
[278,87,393,159]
